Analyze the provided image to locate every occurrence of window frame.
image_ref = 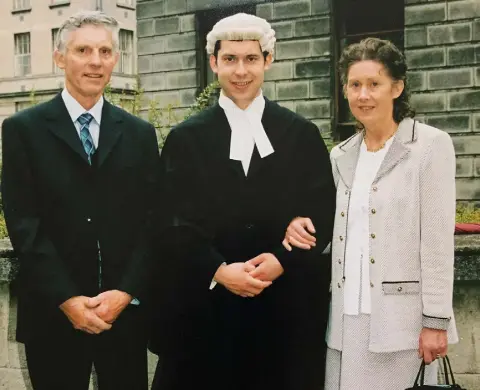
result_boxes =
[14,32,31,77]
[333,0,404,140]
[117,0,135,9]
[115,29,134,75]
[13,0,30,11]
[52,28,61,74]
[15,101,32,112]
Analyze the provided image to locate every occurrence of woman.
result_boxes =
[282,38,458,389]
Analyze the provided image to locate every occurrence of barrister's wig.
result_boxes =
[206,13,276,60]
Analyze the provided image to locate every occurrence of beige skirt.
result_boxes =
[324,314,438,390]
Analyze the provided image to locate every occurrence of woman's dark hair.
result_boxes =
[338,37,415,124]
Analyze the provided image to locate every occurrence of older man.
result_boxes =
[2,11,159,390]
[150,13,336,390]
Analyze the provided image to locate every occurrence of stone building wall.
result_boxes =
[404,0,480,204]
[137,0,480,204]
[136,0,335,139]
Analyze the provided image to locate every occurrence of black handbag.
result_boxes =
[406,356,467,389]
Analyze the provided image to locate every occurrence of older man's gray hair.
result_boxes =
[55,10,120,53]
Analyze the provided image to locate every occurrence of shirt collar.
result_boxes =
[61,88,104,125]
[218,90,265,116]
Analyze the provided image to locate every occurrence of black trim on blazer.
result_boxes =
[382,281,419,284]
[423,314,451,320]
[338,132,359,151]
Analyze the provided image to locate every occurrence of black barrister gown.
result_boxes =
[150,98,336,390]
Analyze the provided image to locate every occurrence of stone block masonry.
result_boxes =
[405,0,480,203]
[137,0,337,140]
[136,0,479,203]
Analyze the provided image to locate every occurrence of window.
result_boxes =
[15,101,32,112]
[52,28,61,74]
[13,0,30,10]
[196,5,255,90]
[117,0,135,7]
[14,33,31,77]
[334,0,404,140]
[116,29,133,74]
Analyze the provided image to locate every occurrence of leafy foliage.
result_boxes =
[104,80,220,148]
[456,204,480,223]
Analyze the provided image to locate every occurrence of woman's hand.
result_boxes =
[418,328,448,364]
[282,217,317,251]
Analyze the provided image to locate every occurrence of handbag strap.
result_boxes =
[413,361,426,386]
[444,355,457,385]
[413,356,457,387]
[443,357,450,385]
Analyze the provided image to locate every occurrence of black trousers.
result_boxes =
[25,305,149,390]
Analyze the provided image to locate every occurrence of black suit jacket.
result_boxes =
[151,99,335,388]
[1,94,160,343]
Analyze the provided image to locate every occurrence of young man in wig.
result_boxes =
[150,13,335,390]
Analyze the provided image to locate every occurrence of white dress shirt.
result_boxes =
[219,91,274,175]
[343,136,394,315]
[61,88,103,148]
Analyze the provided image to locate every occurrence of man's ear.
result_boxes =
[113,51,120,67]
[209,54,218,74]
[264,53,273,70]
[54,49,66,70]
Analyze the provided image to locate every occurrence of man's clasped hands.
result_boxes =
[213,253,284,298]
[59,289,132,335]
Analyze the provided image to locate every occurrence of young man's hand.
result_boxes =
[214,262,272,297]
[246,253,284,282]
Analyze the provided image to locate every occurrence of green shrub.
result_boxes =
[456,204,480,223]
[0,215,7,239]
[105,80,220,148]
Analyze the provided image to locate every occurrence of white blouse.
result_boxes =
[343,136,394,315]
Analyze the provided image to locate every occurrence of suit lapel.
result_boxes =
[335,118,417,188]
[335,133,362,190]
[96,100,123,167]
[373,138,410,184]
[373,118,416,184]
[44,94,90,164]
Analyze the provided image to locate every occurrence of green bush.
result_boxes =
[105,80,220,148]
[456,204,480,223]
[0,216,7,239]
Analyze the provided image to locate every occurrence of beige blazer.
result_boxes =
[326,118,459,353]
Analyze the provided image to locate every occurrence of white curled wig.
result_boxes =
[206,13,276,61]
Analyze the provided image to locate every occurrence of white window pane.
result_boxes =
[15,33,30,56]
[117,30,133,74]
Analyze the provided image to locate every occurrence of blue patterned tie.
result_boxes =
[78,113,103,288]
[77,113,95,164]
